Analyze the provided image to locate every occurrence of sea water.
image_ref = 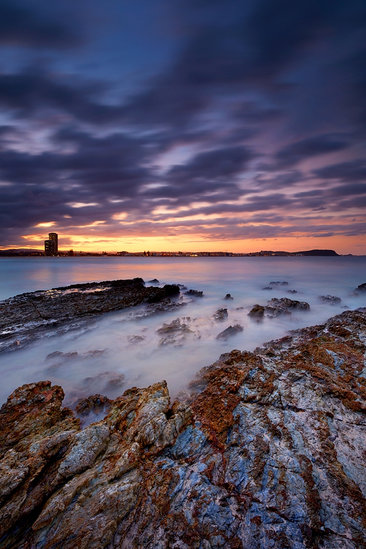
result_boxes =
[0,256,365,405]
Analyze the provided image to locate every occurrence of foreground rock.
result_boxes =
[0,309,365,548]
[0,279,180,352]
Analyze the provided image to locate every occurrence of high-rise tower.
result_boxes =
[44,233,58,255]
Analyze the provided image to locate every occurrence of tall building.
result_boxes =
[44,233,58,256]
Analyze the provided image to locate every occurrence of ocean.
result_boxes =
[0,256,365,405]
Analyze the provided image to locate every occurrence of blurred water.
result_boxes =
[0,256,365,405]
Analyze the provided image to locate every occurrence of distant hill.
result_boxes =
[294,249,339,256]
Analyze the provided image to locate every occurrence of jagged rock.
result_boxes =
[75,394,112,418]
[224,293,233,300]
[216,324,243,339]
[0,279,180,352]
[213,308,228,322]
[266,296,310,316]
[185,289,204,297]
[319,295,342,304]
[156,318,195,346]
[248,304,265,319]
[0,309,365,548]
[354,282,366,294]
[148,279,159,283]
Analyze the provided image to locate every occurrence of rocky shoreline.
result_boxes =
[0,278,180,352]
[0,308,365,548]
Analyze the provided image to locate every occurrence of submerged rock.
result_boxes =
[249,297,310,320]
[224,293,233,300]
[216,324,243,340]
[0,309,365,548]
[354,282,366,294]
[248,304,265,319]
[319,294,342,304]
[266,296,310,316]
[185,289,204,297]
[156,318,195,346]
[213,308,228,322]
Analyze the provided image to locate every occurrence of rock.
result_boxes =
[319,295,342,304]
[213,308,228,322]
[82,371,125,394]
[46,351,79,361]
[0,280,181,352]
[266,297,310,317]
[224,293,233,300]
[269,280,289,286]
[262,286,273,290]
[75,394,112,417]
[148,279,159,283]
[248,304,265,318]
[287,289,298,294]
[156,318,195,346]
[185,289,204,297]
[216,324,243,340]
[0,310,365,548]
[128,334,145,344]
[354,282,366,294]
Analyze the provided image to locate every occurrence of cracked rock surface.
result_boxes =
[0,309,365,548]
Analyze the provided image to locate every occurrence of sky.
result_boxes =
[0,0,365,254]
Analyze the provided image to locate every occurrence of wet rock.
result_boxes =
[354,282,366,294]
[287,289,298,294]
[0,310,365,548]
[82,371,125,394]
[266,297,310,316]
[75,394,112,418]
[262,286,273,290]
[224,293,233,300]
[216,324,243,340]
[156,318,195,346]
[269,280,289,286]
[248,304,265,319]
[319,295,342,304]
[0,279,181,352]
[213,308,228,322]
[46,351,78,361]
[128,334,145,344]
[185,289,204,297]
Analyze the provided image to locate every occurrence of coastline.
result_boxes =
[0,307,365,547]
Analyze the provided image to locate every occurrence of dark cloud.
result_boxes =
[313,160,366,182]
[0,71,123,124]
[273,134,351,168]
[0,1,79,49]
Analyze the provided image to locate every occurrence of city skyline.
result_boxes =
[0,1,365,255]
